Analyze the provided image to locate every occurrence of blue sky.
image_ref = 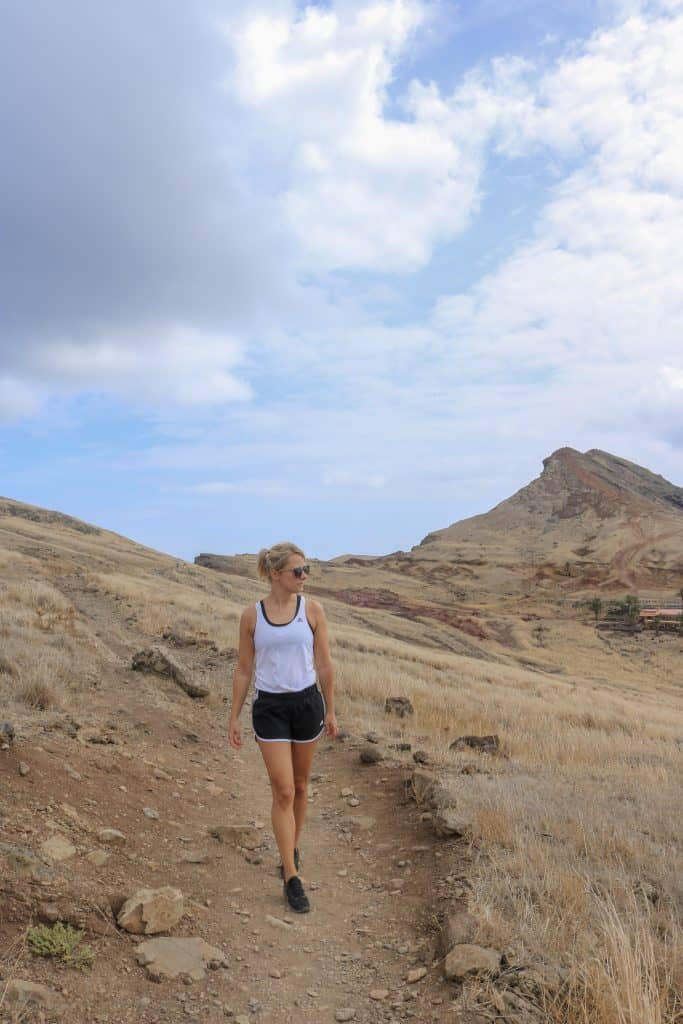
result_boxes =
[1,0,681,561]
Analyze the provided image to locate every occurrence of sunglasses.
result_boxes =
[281,565,311,579]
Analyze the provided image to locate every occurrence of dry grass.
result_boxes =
[88,571,245,646]
[0,507,680,1022]
[0,581,83,711]
[330,625,683,1023]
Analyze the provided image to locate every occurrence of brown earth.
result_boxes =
[0,575,476,1024]
[1,447,682,1024]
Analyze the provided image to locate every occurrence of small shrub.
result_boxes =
[27,922,95,969]
[17,679,57,710]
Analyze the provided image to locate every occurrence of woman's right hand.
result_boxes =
[228,718,242,749]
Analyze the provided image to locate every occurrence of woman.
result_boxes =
[228,542,338,913]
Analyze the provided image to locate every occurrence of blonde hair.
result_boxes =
[257,541,306,581]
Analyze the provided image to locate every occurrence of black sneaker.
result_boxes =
[279,848,301,879]
[284,875,310,914]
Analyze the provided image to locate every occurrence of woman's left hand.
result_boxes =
[324,711,339,739]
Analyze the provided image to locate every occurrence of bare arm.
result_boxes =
[308,599,338,738]
[228,606,256,749]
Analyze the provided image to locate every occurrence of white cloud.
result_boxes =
[0,376,42,422]
[224,0,488,271]
[2,0,682,528]
[27,327,251,408]
[423,3,683,448]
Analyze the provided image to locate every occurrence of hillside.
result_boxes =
[197,449,683,678]
[1,474,682,1024]
[412,447,683,589]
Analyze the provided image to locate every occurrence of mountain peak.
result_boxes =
[413,448,682,586]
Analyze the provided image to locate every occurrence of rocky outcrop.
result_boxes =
[131,646,209,699]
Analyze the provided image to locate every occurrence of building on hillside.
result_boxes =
[639,607,682,629]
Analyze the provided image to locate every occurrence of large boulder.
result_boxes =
[131,646,209,699]
[117,887,184,935]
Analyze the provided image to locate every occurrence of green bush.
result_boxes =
[27,922,95,969]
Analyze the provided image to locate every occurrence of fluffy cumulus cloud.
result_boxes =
[428,1,683,451]
[225,0,486,271]
[1,0,681,521]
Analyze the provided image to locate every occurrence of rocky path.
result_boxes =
[1,673,473,1024]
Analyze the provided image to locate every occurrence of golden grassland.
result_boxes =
[1,506,681,1023]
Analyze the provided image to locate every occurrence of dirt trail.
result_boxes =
[0,578,472,1024]
[608,521,681,589]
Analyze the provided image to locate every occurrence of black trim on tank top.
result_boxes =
[260,594,301,627]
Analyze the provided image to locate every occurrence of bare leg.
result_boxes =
[257,741,297,881]
[292,739,318,851]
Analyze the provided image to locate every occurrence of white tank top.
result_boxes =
[253,595,317,694]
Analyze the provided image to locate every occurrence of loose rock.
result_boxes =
[265,915,293,929]
[343,815,376,831]
[40,835,77,863]
[450,734,500,754]
[335,1009,356,1022]
[0,721,16,748]
[98,828,126,845]
[443,944,501,981]
[0,842,52,880]
[118,886,184,935]
[440,912,477,953]
[385,696,414,718]
[210,825,260,850]
[359,746,384,764]
[3,979,64,1011]
[406,967,427,983]
[136,936,226,980]
[87,849,111,866]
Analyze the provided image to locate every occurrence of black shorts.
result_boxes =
[252,684,325,744]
